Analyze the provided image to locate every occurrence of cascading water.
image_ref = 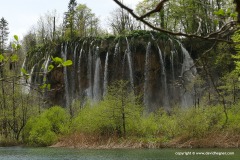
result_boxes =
[125,37,134,88]
[150,33,169,108]
[26,64,37,93]
[179,41,197,107]
[114,42,119,58]
[77,41,85,97]
[170,50,175,82]
[143,42,151,108]
[61,43,70,107]
[122,51,127,81]
[103,52,109,96]
[20,58,28,94]
[157,45,170,108]
[26,32,199,110]
[87,41,94,99]
[43,56,50,82]
[72,44,79,100]
[180,43,197,79]
[93,47,101,102]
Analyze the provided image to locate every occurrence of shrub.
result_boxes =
[24,106,70,146]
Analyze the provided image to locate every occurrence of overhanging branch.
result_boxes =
[139,0,169,19]
[113,0,238,43]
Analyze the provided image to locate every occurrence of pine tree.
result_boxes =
[0,17,9,53]
[63,0,77,39]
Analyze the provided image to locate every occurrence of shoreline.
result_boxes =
[50,132,240,149]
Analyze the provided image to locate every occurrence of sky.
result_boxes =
[0,0,141,42]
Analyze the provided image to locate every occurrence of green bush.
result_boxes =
[28,118,57,146]
[157,112,179,139]
[226,105,240,133]
[73,81,143,137]
[24,106,70,146]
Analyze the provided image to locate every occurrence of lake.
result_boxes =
[0,147,239,160]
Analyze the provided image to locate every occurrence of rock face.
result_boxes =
[24,32,197,111]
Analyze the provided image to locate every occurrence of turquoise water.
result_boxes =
[0,147,239,160]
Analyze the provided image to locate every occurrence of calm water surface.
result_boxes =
[0,147,239,160]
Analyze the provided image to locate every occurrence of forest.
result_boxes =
[0,0,240,148]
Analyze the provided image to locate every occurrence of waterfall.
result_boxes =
[125,37,134,88]
[25,33,200,110]
[20,58,27,93]
[72,44,79,100]
[114,42,119,58]
[26,64,37,93]
[77,42,85,97]
[93,47,101,102]
[21,58,35,94]
[150,33,169,108]
[143,42,151,108]
[43,56,51,83]
[122,52,127,80]
[170,51,175,82]
[180,43,197,79]
[87,41,94,99]
[178,42,197,107]
[157,46,169,108]
[103,52,109,96]
[61,43,70,107]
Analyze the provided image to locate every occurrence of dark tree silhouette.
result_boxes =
[0,17,9,53]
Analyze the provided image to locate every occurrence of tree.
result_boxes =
[113,0,237,42]
[108,7,139,35]
[63,2,100,39]
[101,80,142,137]
[35,10,60,43]
[0,17,9,53]
[64,0,77,39]
[75,4,100,37]
[22,31,37,54]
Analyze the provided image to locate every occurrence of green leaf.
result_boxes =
[0,54,5,62]
[10,54,19,62]
[52,56,63,64]
[12,43,16,49]
[40,83,51,90]
[47,84,51,90]
[40,84,47,89]
[17,44,21,50]
[14,35,19,41]
[21,68,28,75]
[214,9,225,16]
[48,64,54,72]
[62,60,73,67]
[43,77,47,83]
[230,13,237,18]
